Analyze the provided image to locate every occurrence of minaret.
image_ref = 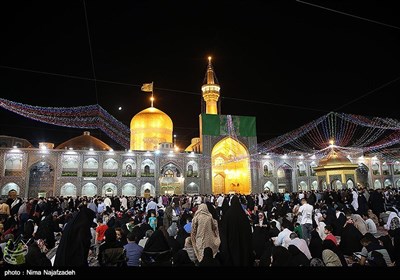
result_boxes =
[201,56,220,115]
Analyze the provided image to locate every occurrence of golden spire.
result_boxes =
[201,56,220,114]
[150,95,154,107]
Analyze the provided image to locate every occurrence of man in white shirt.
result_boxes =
[145,197,157,214]
[296,198,313,245]
[273,220,292,248]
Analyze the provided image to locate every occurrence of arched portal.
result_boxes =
[277,163,293,192]
[263,181,275,192]
[159,162,183,195]
[102,183,117,196]
[211,137,251,194]
[28,161,54,198]
[186,182,199,194]
[141,183,155,198]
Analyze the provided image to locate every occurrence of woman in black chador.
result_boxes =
[220,195,254,266]
[54,206,95,266]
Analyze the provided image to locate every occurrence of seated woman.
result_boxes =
[142,229,172,266]
[322,239,347,267]
[98,228,125,267]
[173,237,196,266]
[357,234,392,266]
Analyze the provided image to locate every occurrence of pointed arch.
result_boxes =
[60,183,77,197]
[331,180,343,190]
[211,137,251,194]
[186,182,199,194]
[141,159,155,177]
[5,154,23,175]
[83,157,98,169]
[103,158,118,170]
[122,183,137,196]
[298,181,308,191]
[1,182,20,196]
[160,162,182,177]
[186,161,199,177]
[311,180,318,191]
[346,179,354,189]
[62,155,79,169]
[394,161,400,175]
[102,183,117,196]
[297,162,307,176]
[384,179,392,188]
[263,161,273,177]
[122,159,136,177]
[82,183,97,197]
[382,162,390,175]
[310,161,317,176]
[28,161,55,198]
[140,183,155,197]
[374,179,382,190]
[277,163,293,192]
[263,181,275,192]
[372,162,380,175]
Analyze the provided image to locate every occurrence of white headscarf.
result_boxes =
[384,211,400,230]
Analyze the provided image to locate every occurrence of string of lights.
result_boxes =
[0,98,130,148]
[1,98,399,167]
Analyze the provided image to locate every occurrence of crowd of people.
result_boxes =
[0,187,399,267]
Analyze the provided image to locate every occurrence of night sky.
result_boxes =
[1,0,399,150]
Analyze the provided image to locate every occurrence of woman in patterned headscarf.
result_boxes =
[190,203,221,262]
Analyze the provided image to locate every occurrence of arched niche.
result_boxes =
[122,183,137,197]
[102,183,117,196]
[263,181,275,193]
[60,183,77,197]
[1,182,20,196]
[82,183,97,197]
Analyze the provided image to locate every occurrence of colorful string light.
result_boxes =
[1,99,399,166]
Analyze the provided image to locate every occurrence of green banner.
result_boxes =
[201,114,256,137]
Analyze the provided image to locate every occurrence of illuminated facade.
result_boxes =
[1,59,400,198]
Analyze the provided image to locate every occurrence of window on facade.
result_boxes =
[382,163,390,175]
[372,163,380,175]
[187,165,193,177]
[394,162,400,175]
[297,163,306,176]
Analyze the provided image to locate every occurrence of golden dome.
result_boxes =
[130,106,173,151]
[56,131,111,151]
